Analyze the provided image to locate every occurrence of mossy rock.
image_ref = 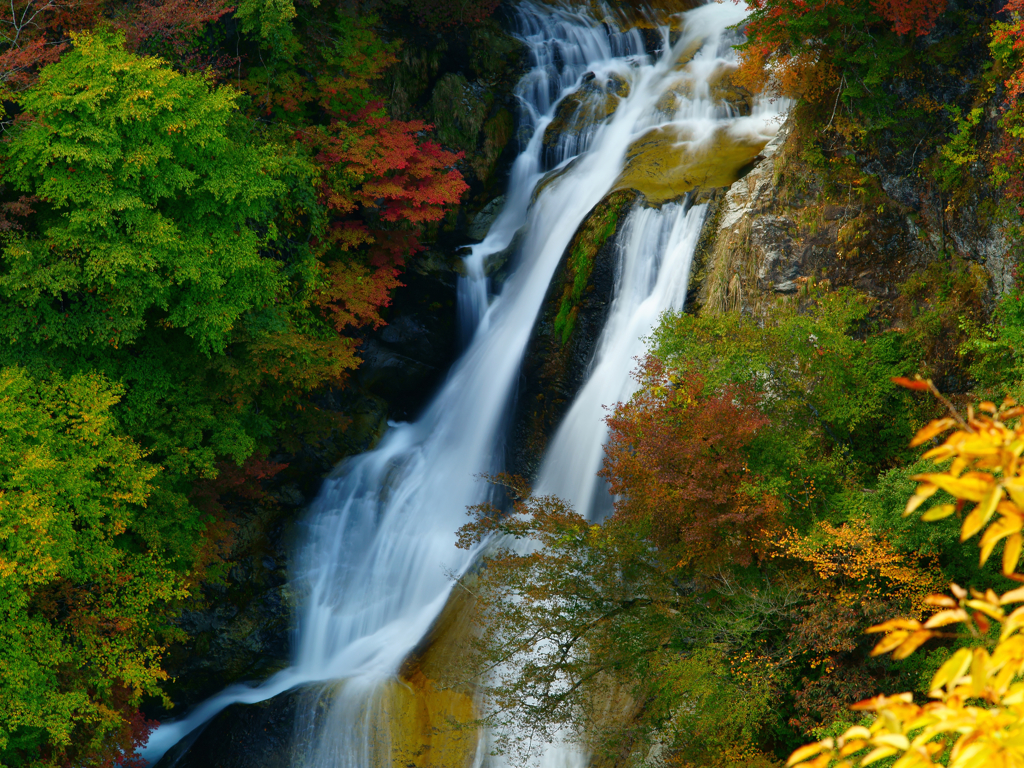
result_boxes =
[616,124,769,204]
[552,189,634,344]
[471,107,515,185]
[542,73,631,151]
[656,62,753,116]
[469,22,528,86]
[386,42,447,121]
[507,189,642,479]
[430,72,492,152]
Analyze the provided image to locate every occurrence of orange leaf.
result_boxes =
[892,376,930,391]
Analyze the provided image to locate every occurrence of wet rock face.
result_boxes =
[542,73,630,170]
[507,189,640,479]
[154,689,306,768]
[356,260,461,422]
[160,586,480,768]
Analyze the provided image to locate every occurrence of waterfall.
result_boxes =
[140,2,785,765]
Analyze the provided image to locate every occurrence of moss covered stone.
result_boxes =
[616,124,769,204]
[553,190,634,344]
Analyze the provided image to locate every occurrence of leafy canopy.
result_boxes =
[789,382,1024,768]
[1,29,289,355]
[0,366,185,767]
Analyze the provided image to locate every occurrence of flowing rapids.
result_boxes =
[140,2,784,765]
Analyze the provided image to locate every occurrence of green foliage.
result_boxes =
[0,366,186,767]
[1,29,290,356]
[735,0,947,134]
[651,286,919,495]
[455,478,780,767]
[964,285,1024,400]
[935,106,983,192]
[0,1,469,764]
[897,258,988,384]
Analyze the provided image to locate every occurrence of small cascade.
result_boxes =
[535,201,706,516]
[140,2,785,765]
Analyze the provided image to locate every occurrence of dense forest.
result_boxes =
[3,0,1024,766]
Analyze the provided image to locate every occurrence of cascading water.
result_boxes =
[141,3,785,765]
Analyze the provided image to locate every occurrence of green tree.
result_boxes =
[0,366,186,767]
[1,28,289,355]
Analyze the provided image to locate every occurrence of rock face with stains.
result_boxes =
[690,118,1012,319]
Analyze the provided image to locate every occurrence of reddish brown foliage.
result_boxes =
[0,191,36,230]
[0,0,232,93]
[298,109,467,334]
[872,0,947,36]
[600,358,781,571]
[190,452,288,516]
[115,0,233,55]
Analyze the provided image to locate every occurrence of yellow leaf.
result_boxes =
[965,599,1004,621]
[923,609,969,629]
[839,740,867,758]
[963,507,988,543]
[843,726,872,741]
[930,648,972,693]
[999,605,1024,640]
[980,516,1019,565]
[867,619,922,634]
[921,504,956,522]
[787,742,828,767]
[1001,585,1024,604]
[971,648,989,697]
[959,437,1001,456]
[870,631,910,656]
[911,418,957,447]
[925,594,958,608]
[921,444,957,462]
[1004,480,1024,510]
[873,734,910,751]
[862,746,899,766]
[893,630,935,660]
[1005,533,1022,576]
[913,473,991,503]
[905,484,939,516]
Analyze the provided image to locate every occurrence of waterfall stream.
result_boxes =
[141,2,784,765]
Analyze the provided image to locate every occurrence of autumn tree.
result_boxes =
[0,366,186,767]
[455,477,781,768]
[788,380,1024,768]
[601,359,778,571]
[735,0,949,128]
[0,4,468,766]
[2,29,290,356]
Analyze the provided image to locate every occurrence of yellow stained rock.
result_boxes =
[615,125,768,204]
[383,579,479,768]
[382,672,477,768]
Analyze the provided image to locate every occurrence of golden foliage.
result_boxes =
[788,379,1024,768]
[775,519,942,614]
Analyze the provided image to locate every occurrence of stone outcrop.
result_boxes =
[691,118,1012,319]
[507,189,640,479]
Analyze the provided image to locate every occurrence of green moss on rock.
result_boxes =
[553,190,634,344]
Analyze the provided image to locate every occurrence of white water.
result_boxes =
[141,2,784,765]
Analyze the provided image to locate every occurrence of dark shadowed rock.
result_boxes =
[506,189,641,479]
[154,689,307,768]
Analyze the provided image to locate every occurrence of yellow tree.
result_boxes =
[788,377,1024,768]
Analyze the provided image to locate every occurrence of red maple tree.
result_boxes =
[601,358,781,571]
